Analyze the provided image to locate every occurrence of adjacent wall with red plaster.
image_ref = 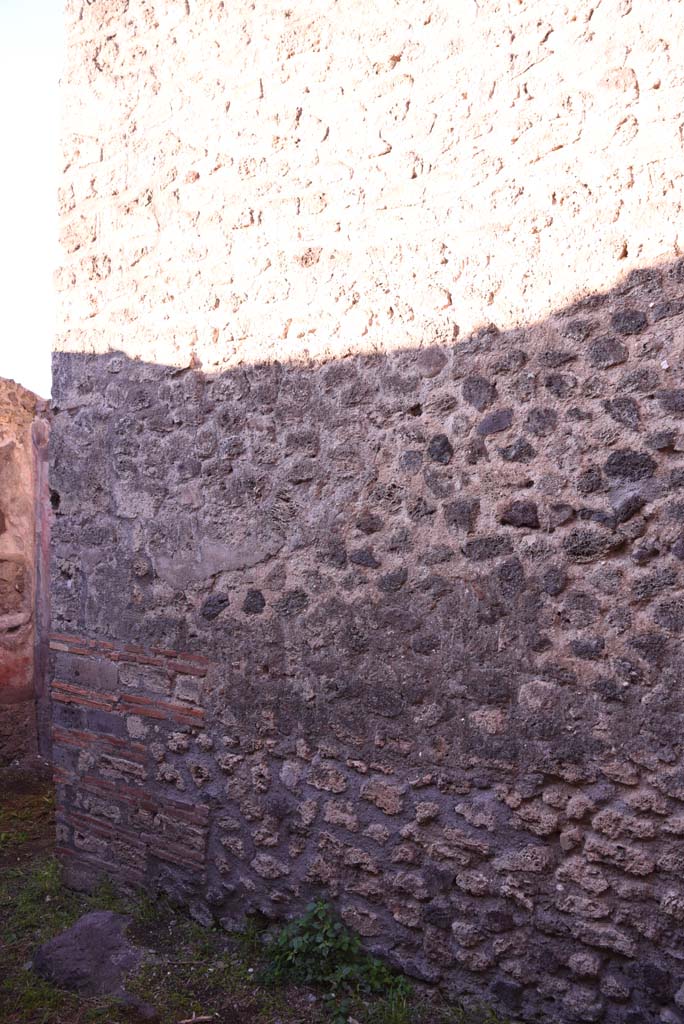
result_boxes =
[0,378,48,764]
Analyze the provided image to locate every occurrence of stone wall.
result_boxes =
[0,379,48,764]
[54,1,684,1021]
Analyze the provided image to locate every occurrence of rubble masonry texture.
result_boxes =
[53,1,684,1021]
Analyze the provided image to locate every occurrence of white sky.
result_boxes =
[0,0,63,398]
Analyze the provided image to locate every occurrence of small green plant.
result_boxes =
[264,900,411,1024]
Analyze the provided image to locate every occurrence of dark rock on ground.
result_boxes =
[33,911,155,1017]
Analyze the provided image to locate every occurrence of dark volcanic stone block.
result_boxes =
[499,438,536,462]
[462,375,496,411]
[653,298,684,322]
[603,397,640,430]
[243,589,266,614]
[541,566,567,596]
[350,546,381,568]
[563,528,624,562]
[613,493,646,524]
[427,434,454,464]
[477,408,513,436]
[647,430,677,450]
[610,309,648,335]
[588,335,628,368]
[629,632,669,664]
[577,467,604,495]
[443,497,480,532]
[604,450,657,482]
[657,389,684,415]
[378,567,408,592]
[550,503,575,527]
[499,500,540,529]
[545,373,577,397]
[560,318,596,342]
[462,535,514,560]
[653,598,684,634]
[524,407,558,437]
[356,511,384,534]
[201,593,230,620]
[491,349,527,373]
[275,589,310,615]
[570,637,605,659]
[540,349,576,367]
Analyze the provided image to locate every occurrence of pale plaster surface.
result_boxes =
[57,0,684,372]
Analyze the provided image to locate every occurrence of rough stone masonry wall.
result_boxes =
[53,1,684,1022]
[0,379,47,764]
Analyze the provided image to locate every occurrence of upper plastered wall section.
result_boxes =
[58,0,684,371]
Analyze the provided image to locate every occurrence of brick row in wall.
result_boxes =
[50,633,210,894]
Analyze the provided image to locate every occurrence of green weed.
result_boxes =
[264,900,412,1024]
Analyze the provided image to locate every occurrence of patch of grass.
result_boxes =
[364,986,413,1024]
[0,827,30,849]
[0,855,129,1024]
[0,784,54,858]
